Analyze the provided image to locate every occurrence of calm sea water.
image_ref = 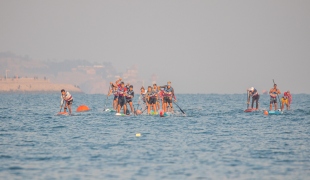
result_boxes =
[0,93,309,179]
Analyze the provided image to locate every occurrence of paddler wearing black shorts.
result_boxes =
[146,86,157,115]
[117,82,127,114]
[269,84,281,110]
[125,85,135,114]
[153,84,160,111]
[160,81,176,113]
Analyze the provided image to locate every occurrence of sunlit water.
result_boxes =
[0,93,309,179]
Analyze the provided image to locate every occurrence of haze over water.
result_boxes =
[0,93,309,179]
[1,1,310,93]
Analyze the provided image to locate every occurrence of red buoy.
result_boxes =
[76,105,90,112]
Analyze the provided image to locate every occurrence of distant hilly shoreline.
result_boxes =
[0,52,142,94]
[0,77,82,93]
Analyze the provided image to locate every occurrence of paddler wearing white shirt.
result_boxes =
[247,87,260,109]
[60,89,73,114]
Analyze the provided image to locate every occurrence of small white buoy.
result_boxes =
[136,133,141,137]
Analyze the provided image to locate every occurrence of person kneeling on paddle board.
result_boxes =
[281,91,290,111]
[125,85,135,114]
[269,84,281,110]
[247,87,260,109]
[160,81,176,113]
[60,89,73,114]
[117,82,127,114]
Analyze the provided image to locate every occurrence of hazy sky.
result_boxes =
[1,0,309,93]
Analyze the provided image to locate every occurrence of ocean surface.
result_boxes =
[0,93,309,179]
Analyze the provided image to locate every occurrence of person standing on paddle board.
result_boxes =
[281,91,291,111]
[140,86,147,104]
[152,84,160,111]
[269,84,281,110]
[146,86,157,115]
[160,81,176,113]
[117,82,127,114]
[247,87,260,109]
[286,90,292,105]
[60,89,73,114]
[108,84,118,111]
[125,85,135,114]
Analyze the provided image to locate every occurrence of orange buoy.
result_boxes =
[76,105,90,112]
[263,110,269,115]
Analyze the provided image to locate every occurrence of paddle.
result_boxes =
[141,106,147,114]
[173,101,185,114]
[59,103,63,112]
[103,84,111,111]
[273,79,282,109]
[59,95,64,112]
[246,90,250,109]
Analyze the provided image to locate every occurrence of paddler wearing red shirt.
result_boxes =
[117,81,127,114]
[60,89,73,114]
[158,86,164,110]
[281,91,292,111]
[269,84,281,110]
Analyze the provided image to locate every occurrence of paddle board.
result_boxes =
[244,108,258,112]
[268,110,283,115]
[160,111,171,117]
[150,110,158,116]
[115,113,130,116]
[57,112,69,116]
[105,108,116,112]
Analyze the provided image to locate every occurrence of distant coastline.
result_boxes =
[0,77,82,93]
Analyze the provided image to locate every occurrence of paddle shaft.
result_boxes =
[59,103,63,112]
[104,85,111,110]
[247,90,250,109]
[141,106,147,113]
[173,101,185,114]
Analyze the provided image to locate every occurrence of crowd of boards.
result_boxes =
[59,79,293,115]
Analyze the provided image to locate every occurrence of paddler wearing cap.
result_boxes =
[281,91,291,111]
[247,87,260,109]
[269,84,281,110]
[125,84,135,114]
[160,81,176,113]
[60,89,73,114]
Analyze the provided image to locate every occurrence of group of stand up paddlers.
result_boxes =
[245,80,292,114]
[58,78,291,116]
[58,78,185,116]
